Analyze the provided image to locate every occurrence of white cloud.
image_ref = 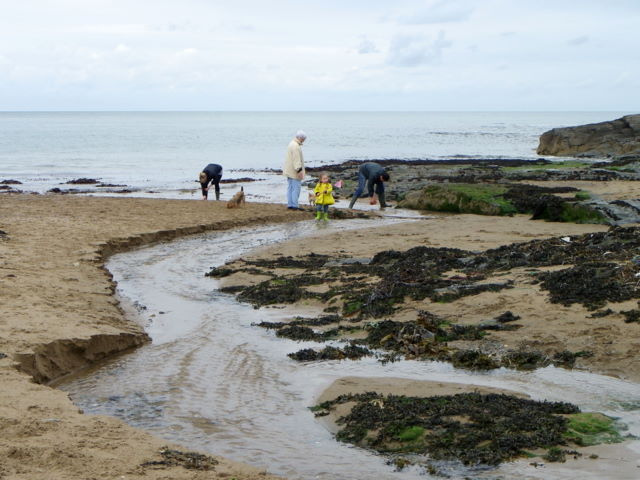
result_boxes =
[357,38,378,54]
[0,0,638,110]
[387,32,452,67]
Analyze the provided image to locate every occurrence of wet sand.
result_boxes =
[0,194,309,480]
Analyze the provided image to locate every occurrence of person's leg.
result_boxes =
[376,182,387,209]
[315,205,322,220]
[322,204,329,220]
[291,178,302,208]
[200,182,208,200]
[348,172,366,209]
[212,175,222,200]
[287,178,295,207]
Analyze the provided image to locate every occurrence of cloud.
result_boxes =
[397,0,474,25]
[387,31,452,67]
[357,38,378,54]
[567,35,589,46]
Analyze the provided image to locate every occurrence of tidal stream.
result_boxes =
[60,219,640,479]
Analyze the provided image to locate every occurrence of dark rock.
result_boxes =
[65,178,99,184]
[537,114,640,157]
[219,177,261,183]
[0,179,22,184]
[495,311,520,323]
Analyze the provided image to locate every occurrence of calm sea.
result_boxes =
[0,111,629,201]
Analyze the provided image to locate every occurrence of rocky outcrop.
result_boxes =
[537,115,640,157]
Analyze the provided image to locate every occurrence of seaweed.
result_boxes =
[621,309,640,323]
[563,413,626,446]
[141,446,218,470]
[502,350,550,370]
[204,266,235,278]
[450,350,500,370]
[288,344,372,361]
[552,350,594,368]
[538,262,637,310]
[316,392,580,466]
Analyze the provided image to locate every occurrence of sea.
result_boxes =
[0,111,631,202]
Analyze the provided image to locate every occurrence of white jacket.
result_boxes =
[283,139,305,179]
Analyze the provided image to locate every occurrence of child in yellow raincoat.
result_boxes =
[313,173,335,221]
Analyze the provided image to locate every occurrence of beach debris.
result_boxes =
[141,446,218,471]
[561,236,571,242]
[0,352,7,360]
[0,230,8,240]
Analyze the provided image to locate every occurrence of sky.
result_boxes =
[0,0,638,111]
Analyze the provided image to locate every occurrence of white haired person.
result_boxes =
[283,130,307,210]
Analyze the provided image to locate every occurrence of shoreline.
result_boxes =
[0,194,312,479]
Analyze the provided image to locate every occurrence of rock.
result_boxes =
[0,179,22,184]
[65,178,99,184]
[537,114,640,157]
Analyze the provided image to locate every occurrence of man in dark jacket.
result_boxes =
[348,162,390,209]
[199,163,223,200]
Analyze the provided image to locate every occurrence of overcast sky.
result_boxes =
[1,0,638,111]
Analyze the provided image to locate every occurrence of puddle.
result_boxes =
[60,219,640,479]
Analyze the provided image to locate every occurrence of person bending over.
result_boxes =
[199,163,223,200]
[348,162,390,210]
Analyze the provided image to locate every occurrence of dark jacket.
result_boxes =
[359,162,386,197]
[203,163,223,182]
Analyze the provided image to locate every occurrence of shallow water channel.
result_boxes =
[61,219,640,480]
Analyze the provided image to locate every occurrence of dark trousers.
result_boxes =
[201,175,222,199]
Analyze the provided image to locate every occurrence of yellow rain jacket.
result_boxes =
[314,182,335,205]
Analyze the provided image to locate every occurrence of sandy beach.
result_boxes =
[2,191,639,479]
[0,194,311,480]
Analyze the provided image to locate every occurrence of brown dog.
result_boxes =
[226,186,245,208]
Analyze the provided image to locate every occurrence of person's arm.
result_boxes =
[366,177,376,198]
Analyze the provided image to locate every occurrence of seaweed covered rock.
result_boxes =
[398,184,515,215]
[315,392,580,466]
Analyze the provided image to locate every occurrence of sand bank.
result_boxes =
[0,194,310,479]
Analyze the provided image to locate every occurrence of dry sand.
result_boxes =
[0,194,312,480]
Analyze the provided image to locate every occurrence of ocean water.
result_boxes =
[0,111,629,201]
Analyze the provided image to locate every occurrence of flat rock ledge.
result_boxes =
[537,114,640,158]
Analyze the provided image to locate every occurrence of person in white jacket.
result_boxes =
[283,130,307,210]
